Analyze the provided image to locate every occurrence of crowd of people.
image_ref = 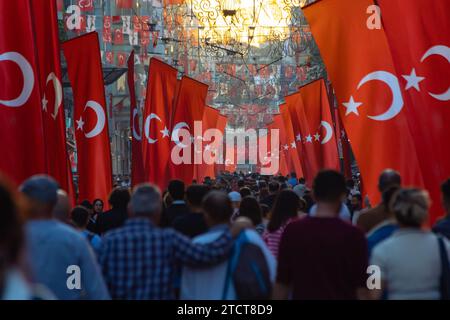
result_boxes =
[0,168,450,300]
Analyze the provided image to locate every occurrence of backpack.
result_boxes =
[222,231,272,300]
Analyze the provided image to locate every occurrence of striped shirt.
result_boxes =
[263,218,298,259]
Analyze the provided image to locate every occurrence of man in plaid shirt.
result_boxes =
[99,184,233,300]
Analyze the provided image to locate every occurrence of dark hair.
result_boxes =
[186,185,210,207]
[80,199,93,210]
[313,170,347,203]
[346,179,355,189]
[93,199,104,206]
[392,188,429,227]
[382,186,400,208]
[168,180,185,201]
[267,190,299,232]
[202,191,233,223]
[109,187,131,209]
[280,183,288,190]
[378,169,402,192]
[290,172,297,178]
[260,203,270,219]
[259,188,269,200]
[0,176,23,294]
[71,206,90,228]
[442,178,450,207]
[268,181,280,193]
[352,193,363,202]
[240,187,252,198]
[239,196,262,226]
[298,177,306,185]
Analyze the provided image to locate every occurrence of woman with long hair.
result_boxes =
[263,190,301,258]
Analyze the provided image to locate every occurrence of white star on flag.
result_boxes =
[296,134,302,141]
[76,117,85,131]
[314,133,321,141]
[42,96,48,112]
[291,142,296,149]
[343,96,362,116]
[160,126,170,138]
[283,144,289,150]
[306,134,313,143]
[205,144,211,151]
[402,68,425,92]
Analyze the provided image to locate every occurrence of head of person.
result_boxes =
[237,179,245,189]
[52,189,71,223]
[93,199,104,214]
[260,203,270,220]
[382,185,401,217]
[378,169,402,193]
[239,187,252,198]
[0,175,24,293]
[239,196,262,226]
[168,180,185,201]
[80,200,93,215]
[71,206,90,230]
[259,187,269,200]
[129,184,162,225]
[228,191,242,210]
[280,182,288,190]
[267,190,300,232]
[441,178,450,216]
[202,191,233,227]
[290,172,297,179]
[299,177,306,185]
[19,175,59,219]
[268,181,280,195]
[350,193,363,211]
[313,170,347,215]
[108,187,131,210]
[186,184,210,212]
[391,188,430,228]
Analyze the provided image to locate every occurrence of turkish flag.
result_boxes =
[78,0,94,11]
[298,79,340,172]
[269,115,289,176]
[214,114,228,175]
[0,1,47,184]
[128,51,145,187]
[280,104,304,178]
[142,58,177,191]
[195,106,220,182]
[304,0,424,205]
[170,76,208,186]
[62,32,113,204]
[378,0,450,223]
[285,92,318,187]
[31,0,75,202]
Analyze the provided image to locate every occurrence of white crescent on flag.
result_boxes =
[84,100,106,138]
[421,45,450,102]
[0,52,34,108]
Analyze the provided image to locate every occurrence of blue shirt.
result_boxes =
[99,218,233,300]
[432,216,450,240]
[25,220,110,300]
[81,230,103,256]
[288,178,298,187]
[367,222,399,257]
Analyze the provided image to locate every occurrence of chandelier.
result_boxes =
[191,0,301,48]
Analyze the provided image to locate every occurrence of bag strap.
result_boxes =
[437,236,450,300]
[221,231,247,299]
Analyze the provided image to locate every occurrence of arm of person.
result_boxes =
[79,238,111,300]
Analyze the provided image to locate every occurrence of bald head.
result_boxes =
[378,169,401,193]
[52,189,71,223]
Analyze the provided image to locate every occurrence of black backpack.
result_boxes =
[222,231,272,300]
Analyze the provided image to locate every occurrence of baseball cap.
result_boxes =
[228,191,242,202]
[20,175,59,204]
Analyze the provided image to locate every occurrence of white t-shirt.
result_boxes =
[180,226,277,300]
[371,229,450,300]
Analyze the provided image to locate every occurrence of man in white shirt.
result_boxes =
[181,191,276,300]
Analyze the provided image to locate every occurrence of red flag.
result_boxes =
[335,107,352,180]
[0,1,47,183]
[31,0,74,200]
[214,114,228,175]
[298,79,340,171]
[62,32,113,204]
[116,0,134,9]
[142,58,178,191]
[195,106,220,182]
[128,51,144,186]
[113,28,124,45]
[280,104,304,178]
[78,0,94,11]
[378,0,450,223]
[269,115,289,176]
[304,0,424,205]
[285,92,318,186]
[170,76,208,185]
